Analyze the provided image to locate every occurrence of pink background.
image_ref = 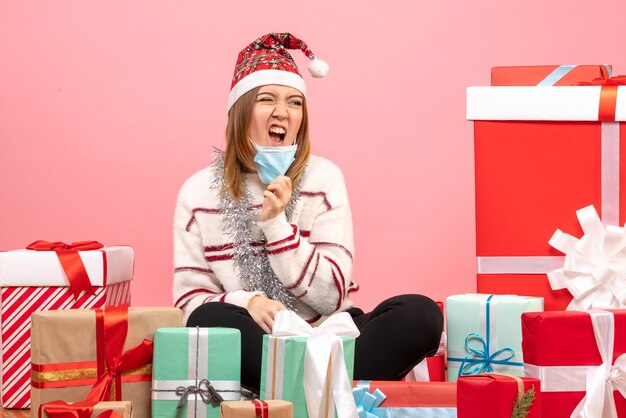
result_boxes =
[2,0,626,310]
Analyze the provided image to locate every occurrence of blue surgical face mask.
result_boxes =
[251,140,297,184]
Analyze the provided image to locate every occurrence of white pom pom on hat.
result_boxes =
[308,57,329,78]
[228,33,329,111]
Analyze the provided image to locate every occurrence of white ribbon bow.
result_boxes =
[571,311,626,418]
[272,310,360,418]
[548,205,626,310]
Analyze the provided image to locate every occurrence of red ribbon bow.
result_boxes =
[27,240,105,298]
[83,304,154,403]
[577,75,626,121]
[577,75,626,86]
[253,400,270,418]
[39,400,123,418]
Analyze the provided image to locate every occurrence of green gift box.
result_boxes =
[151,327,241,418]
[260,313,357,418]
[446,293,543,382]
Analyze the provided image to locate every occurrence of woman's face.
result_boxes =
[247,84,304,147]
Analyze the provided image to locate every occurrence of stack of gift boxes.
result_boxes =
[1,64,625,418]
[455,63,626,417]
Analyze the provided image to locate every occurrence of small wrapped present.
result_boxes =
[260,311,358,418]
[30,305,182,418]
[39,401,132,418]
[457,373,541,418]
[522,310,626,417]
[468,71,626,310]
[220,400,292,418]
[151,327,241,418]
[353,381,457,417]
[0,241,133,408]
[491,64,612,86]
[446,294,543,381]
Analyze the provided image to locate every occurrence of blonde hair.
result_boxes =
[223,86,310,201]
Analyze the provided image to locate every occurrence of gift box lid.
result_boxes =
[0,246,134,286]
[491,65,612,86]
[466,86,626,121]
[521,309,626,366]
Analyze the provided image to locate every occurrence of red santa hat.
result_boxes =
[227,33,329,111]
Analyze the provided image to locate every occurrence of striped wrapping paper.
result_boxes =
[0,245,133,408]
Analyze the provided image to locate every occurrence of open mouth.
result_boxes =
[269,126,286,145]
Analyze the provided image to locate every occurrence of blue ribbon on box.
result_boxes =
[374,408,457,418]
[353,386,386,418]
[448,295,524,377]
[456,333,517,376]
[353,386,457,418]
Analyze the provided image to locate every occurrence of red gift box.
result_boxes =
[0,243,133,409]
[38,400,132,418]
[457,373,541,418]
[468,77,626,310]
[522,310,626,417]
[491,64,611,86]
[353,381,456,408]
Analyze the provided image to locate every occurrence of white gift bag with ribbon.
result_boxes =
[270,310,360,418]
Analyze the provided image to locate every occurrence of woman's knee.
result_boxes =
[384,294,442,316]
[386,294,444,346]
[186,302,249,327]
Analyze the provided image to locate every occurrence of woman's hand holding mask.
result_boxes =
[247,295,287,333]
[259,176,292,221]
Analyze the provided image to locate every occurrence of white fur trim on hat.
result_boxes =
[227,69,307,111]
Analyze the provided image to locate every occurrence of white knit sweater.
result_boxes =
[173,154,358,324]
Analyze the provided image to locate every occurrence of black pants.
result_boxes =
[186,294,443,393]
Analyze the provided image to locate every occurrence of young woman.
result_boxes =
[173,33,443,393]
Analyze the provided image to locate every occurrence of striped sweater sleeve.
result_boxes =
[173,173,264,322]
[258,163,356,316]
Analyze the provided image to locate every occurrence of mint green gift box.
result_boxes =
[260,334,355,418]
[151,327,241,418]
[446,293,543,382]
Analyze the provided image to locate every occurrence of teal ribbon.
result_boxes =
[353,387,386,418]
[456,332,518,376]
[449,295,523,377]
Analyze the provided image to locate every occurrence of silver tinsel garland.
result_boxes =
[210,150,300,311]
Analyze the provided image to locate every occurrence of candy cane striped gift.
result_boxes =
[0,244,134,408]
